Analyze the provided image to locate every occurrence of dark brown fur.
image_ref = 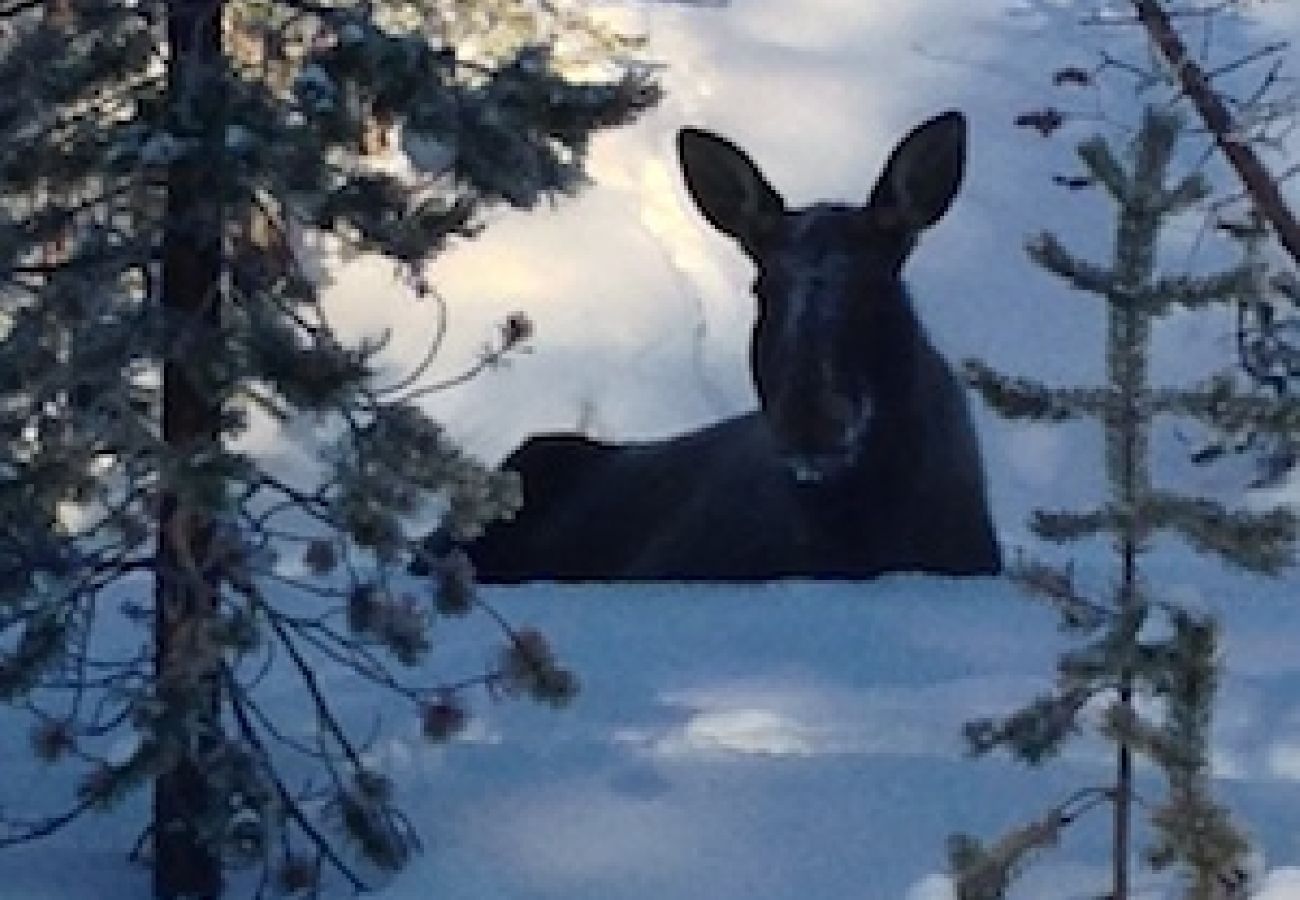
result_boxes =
[469,112,1000,581]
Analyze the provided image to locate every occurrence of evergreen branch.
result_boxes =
[1078,135,1133,203]
[292,614,412,693]
[248,569,351,604]
[259,602,367,775]
[964,688,1093,763]
[246,475,332,515]
[1058,605,1146,699]
[1031,506,1120,542]
[1136,610,1252,893]
[229,673,341,768]
[392,312,532,403]
[949,809,1068,900]
[951,786,1111,898]
[292,614,507,702]
[224,666,370,894]
[1157,171,1211,215]
[1026,231,1116,296]
[1131,108,1180,206]
[1152,384,1300,435]
[0,607,72,701]
[1008,558,1112,630]
[1144,491,1296,574]
[963,359,1111,421]
[1135,264,1256,313]
[1148,790,1252,896]
[367,285,450,397]
[1036,493,1297,571]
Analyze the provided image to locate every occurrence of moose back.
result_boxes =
[469,112,1000,581]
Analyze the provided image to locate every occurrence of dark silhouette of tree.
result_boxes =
[0,1,658,895]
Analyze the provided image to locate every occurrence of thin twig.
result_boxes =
[224,667,370,893]
[1131,0,1300,265]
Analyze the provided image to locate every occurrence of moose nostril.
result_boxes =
[787,457,827,484]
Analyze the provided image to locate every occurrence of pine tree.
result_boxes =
[0,1,658,896]
[951,109,1296,899]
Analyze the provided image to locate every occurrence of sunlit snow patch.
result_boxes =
[652,707,827,758]
[613,678,988,760]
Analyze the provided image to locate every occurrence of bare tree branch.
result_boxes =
[1131,0,1300,266]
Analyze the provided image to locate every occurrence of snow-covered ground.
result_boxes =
[3,0,1300,897]
[5,556,1300,899]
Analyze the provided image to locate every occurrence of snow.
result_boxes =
[5,0,1300,898]
[7,565,1300,898]
[384,569,1300,900]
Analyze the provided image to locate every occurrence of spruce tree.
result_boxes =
[951,109,1296,899]
[0,1,657,896]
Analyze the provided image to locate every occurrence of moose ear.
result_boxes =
[867,111,967,232]
[678,128,784,253]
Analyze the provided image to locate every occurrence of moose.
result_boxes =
[466,111,1001,581]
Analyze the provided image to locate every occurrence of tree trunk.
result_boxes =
[155,1,226,897]
[1105,111,1161,899]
